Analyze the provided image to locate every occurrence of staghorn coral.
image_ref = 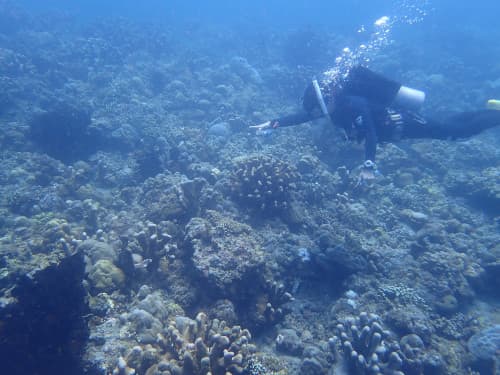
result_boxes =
[254,280,294,328]
[330,312,443,375]
[230,154,299,212]
[146,312,256,375]
[126,221,175,266]
[331,312,406,375]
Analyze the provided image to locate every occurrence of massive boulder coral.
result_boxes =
[444,166,500,215]
[87,259,126,293]
[229,154,299,212]
[139,174,205,222]
[467,325,500,374]
[0,252,88,375]
[185,210,264,294]
[28,102,98,163]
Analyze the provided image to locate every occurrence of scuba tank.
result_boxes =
[486,99,500,110]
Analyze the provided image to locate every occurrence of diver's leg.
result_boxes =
[443,109,500,139]
[399,112,444,139]
[401,109,500,140]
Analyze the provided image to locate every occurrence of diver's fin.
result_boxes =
[486,99,500,110]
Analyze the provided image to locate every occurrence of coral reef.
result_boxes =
[0,3,498,375]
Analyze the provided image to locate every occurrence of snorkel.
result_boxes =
[312,79,330,116]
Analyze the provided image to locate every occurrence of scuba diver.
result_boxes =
[251,66,500,183]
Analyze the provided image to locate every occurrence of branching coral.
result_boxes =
[148,312,256,375]
[331,312,405,375]
[256,280,294,327]
[230,154,299,212]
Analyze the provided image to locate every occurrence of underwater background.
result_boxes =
[0,0,499,374]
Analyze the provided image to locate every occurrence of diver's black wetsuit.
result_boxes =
[271,66,500,161]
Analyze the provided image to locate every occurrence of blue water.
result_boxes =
[9,0,500,83]
[17,0,393,26]
[15,0,500,28]
[12,0,500,83]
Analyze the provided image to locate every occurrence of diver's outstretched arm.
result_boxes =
[250,111,322,132]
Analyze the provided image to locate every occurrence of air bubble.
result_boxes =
[320,0,430,87]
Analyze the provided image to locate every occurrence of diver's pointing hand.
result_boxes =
[249,120,272,130]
